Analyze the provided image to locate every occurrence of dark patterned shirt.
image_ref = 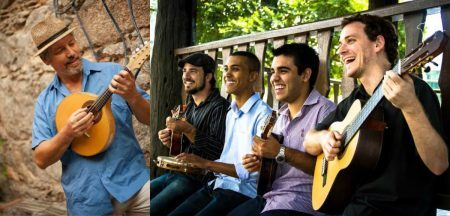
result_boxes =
[183,88,230,162]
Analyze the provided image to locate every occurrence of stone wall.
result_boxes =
[0,0,150,205]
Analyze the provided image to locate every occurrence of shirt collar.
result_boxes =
[49,58,101,92]
[279,89,321,119]
[230,92,260,116]
[355,81,383,100]
[187,88,221,108]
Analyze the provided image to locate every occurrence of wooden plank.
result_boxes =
[175,0,450,55]
[254,41,267,95]
[220,47,232,99]
[273,37,286,49]
[294,33,308,44]
[206,49,217,61]
[435,4,450,211]
[316,29,333,96]
[238,44,249,51]
[404,10,426,56]
[341,76,357,99]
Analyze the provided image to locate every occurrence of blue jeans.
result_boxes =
[228,196,313,216]
[227,196,266,216]
[150,172,202,216]
[169,186,250,216]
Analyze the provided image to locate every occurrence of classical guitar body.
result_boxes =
[257,157,277,196]
[312,100,384,214]
[170,133,183,156]
[55,92,116,157]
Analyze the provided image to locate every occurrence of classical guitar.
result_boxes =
[169,104,187,156]
[55,42,150,157]
[312,31,449,214]
[257,110,278,196]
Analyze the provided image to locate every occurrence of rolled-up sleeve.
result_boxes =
[32,100,53,149]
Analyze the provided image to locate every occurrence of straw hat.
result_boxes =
[31,16,76,57]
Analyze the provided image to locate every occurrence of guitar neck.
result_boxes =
[342,61,400,147]
[87,88,113,114]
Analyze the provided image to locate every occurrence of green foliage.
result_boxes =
[197,0,369,86]
[197,0,367,44]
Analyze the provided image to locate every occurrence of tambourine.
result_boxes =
[155,156,205,174]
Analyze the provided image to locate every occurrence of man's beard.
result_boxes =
[65,57,82,76]
[186,76,206,95]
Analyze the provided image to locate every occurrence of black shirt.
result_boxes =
[183,88,230,161]
[316,75,445,216]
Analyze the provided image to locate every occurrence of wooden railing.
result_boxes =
[175,0,450,210]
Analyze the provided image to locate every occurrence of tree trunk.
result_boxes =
[150,0,195,178]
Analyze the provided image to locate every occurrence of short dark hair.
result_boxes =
[342,13,398,68]
[230,51,261,73]
[178,52,216,87]
[273,43,319,91]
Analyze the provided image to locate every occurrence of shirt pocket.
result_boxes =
[111,94,131,128]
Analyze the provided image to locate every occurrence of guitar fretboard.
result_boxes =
[341,62,400,147]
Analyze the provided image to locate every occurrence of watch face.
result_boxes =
[276,155,284,163]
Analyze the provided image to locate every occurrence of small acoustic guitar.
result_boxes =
[312,31,449,214]
[256,110,279,196]
[55,42,150,157]
[169,104,187,156]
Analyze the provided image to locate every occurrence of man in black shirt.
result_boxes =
[304,14,448,215]
[151,53,230,216]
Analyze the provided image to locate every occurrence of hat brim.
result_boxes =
[34,27,76,57]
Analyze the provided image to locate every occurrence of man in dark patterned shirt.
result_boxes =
[151,53,230,216]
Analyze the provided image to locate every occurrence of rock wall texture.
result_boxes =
[0,0,150,208]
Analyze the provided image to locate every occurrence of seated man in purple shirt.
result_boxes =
[229,43,336,216]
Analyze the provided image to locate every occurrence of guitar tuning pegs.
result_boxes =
[135,48,140,52]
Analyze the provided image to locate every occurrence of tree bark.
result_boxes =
[150,0,195,178]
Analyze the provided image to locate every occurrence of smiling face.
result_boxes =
[223,56,256,96]
[182,63,209,95]
[270,55,309,103]
[42,34,82,78]
[337,22,380,79]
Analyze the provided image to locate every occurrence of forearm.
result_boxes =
[127,92,150,125]
[183,126,196,144]
[205,160,238,178]
[33,126,74,169]
[304,129,328,156]
[285,147,316,175]
[403,100,448,175]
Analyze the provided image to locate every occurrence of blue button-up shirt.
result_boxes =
[213,93,272,198]
[31,58,150,215]
[262,90,335,215]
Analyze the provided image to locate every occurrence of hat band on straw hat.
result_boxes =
[36,26,70,50]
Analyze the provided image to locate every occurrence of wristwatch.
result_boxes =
[275,146,286,164]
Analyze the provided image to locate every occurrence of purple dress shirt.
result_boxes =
[262,90,336,215]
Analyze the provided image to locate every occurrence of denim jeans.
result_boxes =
[150,172,201,216]
[228,196,314,216]
[169,186,251,216]
[227,196,266,216]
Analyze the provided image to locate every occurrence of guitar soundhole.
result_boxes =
[82,100,103,124]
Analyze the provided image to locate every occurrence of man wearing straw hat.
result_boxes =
[30,15,150,215]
